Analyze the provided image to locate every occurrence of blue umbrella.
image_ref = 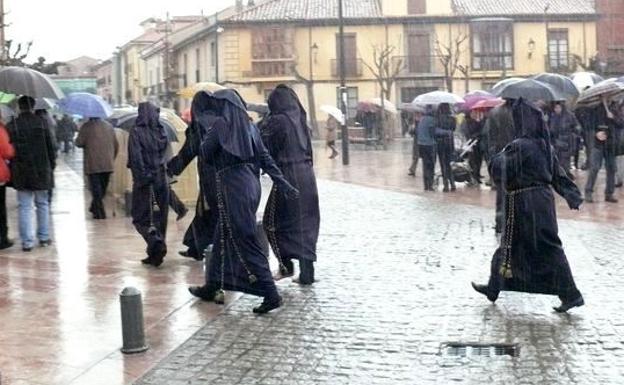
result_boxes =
[60,92,113,118]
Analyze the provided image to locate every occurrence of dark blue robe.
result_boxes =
[486,100,583,301]
[261,87,320,263]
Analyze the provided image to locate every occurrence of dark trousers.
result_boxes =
[436,143,455,190]
[468,146,484,182]
[419,145,435,190]
[88,172,111,219]
[0,185,7,242]
[168,188,186,217]
[409,139,420,173]
[585,145,616,197]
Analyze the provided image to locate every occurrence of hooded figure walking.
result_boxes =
[472,99,584,313]
[127,102,170,267]
[168,94,221,261]
[188,90,299,314]
[261,85,321,285]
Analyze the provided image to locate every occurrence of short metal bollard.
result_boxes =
[120,287,148,354]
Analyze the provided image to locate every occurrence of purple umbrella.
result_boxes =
[460,93,496,112]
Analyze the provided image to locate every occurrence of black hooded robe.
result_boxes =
[485,100,583,302]
[127,102,170,260]
[261,86,320,266]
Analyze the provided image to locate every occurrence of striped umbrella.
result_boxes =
[576,80,624,107]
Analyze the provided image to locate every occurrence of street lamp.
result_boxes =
[528,38,536,59]
[215,26,224,83]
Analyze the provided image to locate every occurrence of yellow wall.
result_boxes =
[426,0,453,15]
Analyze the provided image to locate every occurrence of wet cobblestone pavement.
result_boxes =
[135,179,624,385]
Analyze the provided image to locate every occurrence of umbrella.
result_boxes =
[497,79,564,101]
[412,91,465,106]
[398,103,425,113]
[460,94,496,112]
[576,80,624,107]
[0,66,64,99]
[178,82,226,99]
[0,104,15,123]
[320,105,345,124]
[247,103,269,115]
[59,92,113,118]
[464,90,493,98]
[364,98,398,113]
[34,98,56,111]
[533,73,579,99]
[572,72,604,91]
[490,77,524,95]
[109,113,178,142]
[356,101,378,113]
[472,98,504,110]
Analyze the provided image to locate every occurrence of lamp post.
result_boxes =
[215,26,224,83]
[338,0,350,165]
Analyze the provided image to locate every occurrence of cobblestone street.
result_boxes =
[136,177,624,385]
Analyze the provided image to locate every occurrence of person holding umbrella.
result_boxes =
[417,105,437,191]
[127,102,170,267]
[472,98,584,313]
[435,103,457,192]
[6,96,56,252]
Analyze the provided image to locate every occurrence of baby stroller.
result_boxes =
[435,137,479,188]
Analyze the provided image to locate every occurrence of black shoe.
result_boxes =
[176,207,189,221]
[584,194,594,203]
[605,195,619,203]
[0,240,14,250]
[188,286,224,304]
[253,296,282,314]
[179,249,202,261]
[273,260,294,281]
[471,282,498,303]
[553,296,584,313]
[293,276,314,286]
[616,182,623,188]
[141,256,164,267]
[22,246,33,252]
[450,186,457,192]
[408,170,415,177]
[39,239,52,247]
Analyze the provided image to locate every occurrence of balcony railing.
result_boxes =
[243,57,296,78]
[331,58,363,78]
[544,54,580,74]
[391,55,445,76]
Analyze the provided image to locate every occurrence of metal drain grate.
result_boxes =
[442,342,520,357]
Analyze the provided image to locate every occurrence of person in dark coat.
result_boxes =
[417,105,436,191]
[188,89,299,314]
[261,85,321,285]
[472,98,584,313]
[484,99,516,233]
[56,114,77,153]
[7,96,56,251]
[435,103,456,192]
[127,102,170,267]
[584,98,619,203]
[76,117,119,219]
[461,109,485,184]
[408,109,423,177]
[548,102,580,179]
[168,95,221,261]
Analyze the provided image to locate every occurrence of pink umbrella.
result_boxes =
[472,98,504,110]
[461,92,496,112]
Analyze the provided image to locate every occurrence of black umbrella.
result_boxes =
[0,66,65,99]
[533,73,579,99]
[108,113,178,142]
[497,79,564,102]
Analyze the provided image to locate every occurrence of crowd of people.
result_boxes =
[407,96,624,206]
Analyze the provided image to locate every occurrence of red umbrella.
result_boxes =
[181,108,191,123]
[472,98,504,110]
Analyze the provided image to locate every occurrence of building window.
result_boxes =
[408,0,426,14]
[334,33,361,77]
[336,86,358,124]
[210,42,216,67]
[548,29,569,71]
[471,21,514,71]
[195,48,201,83]
[407,34,431,73]
[251,26,295,77]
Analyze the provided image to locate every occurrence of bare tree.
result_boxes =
[362,45,404,148]
[0,40,32,67]
[456,63,470,94]
[290,63,320,138]
[434,34,468,93]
